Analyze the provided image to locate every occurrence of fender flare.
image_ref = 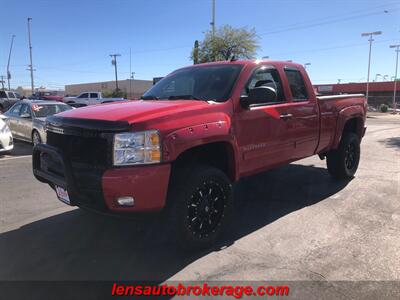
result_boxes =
[163,120,240,181]
[332,105,365,149]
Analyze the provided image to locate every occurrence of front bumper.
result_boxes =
[33,143,171,214]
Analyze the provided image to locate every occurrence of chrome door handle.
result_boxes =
[280,113,293,120]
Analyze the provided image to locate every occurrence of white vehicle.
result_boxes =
[0,118,13,154]
[0,90,20,113]
[63,92,125,107]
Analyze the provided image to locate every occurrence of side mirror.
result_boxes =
[240,86,277,108]
[20,113,31,119]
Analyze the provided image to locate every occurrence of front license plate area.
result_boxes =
[55,185,71,205]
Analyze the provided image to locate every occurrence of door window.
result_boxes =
[284,68,308,101]
[19,104,32,118]
[242,66,285,104]
[9,104,22,116]
[90,93,99,98]
[0,91,6,98]
[78,93,89,98]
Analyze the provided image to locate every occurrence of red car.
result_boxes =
[31,91,64,102]
[33,60,366,248]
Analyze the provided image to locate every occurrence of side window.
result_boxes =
[284,69,308,101]
[78,93,89,98]
[9,104,22,116]
[19,104,32,117]
[242,66,285,103]
[90,93,99,98]
[0,91,6,98]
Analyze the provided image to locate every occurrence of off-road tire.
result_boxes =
[165,164,233,249]
[327,132,360,179]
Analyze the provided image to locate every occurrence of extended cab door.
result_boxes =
[89,92,100,105]
[235,65,294,176]
[283,67,319,160]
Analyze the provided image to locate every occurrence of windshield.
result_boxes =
[142,64,243,102]
[32,104,72,118]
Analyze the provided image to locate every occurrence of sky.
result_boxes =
[0,0,399,90]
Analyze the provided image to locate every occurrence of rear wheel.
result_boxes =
[327,132,360,179]
[32,130,42,146]
[165,165,233,249]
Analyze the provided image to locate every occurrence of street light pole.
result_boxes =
[390,44,400,114]
[6,35,16,90]
[27,18,35,94]
[361,31,382,105]
[304,62,311,70]
[110,54,121,91]
[211,0,215,36]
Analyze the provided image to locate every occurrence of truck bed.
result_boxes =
[317,94,366,154]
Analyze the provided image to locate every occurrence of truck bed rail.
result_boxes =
[317,94,365,100]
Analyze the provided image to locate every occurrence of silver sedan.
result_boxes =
[3,100,73,145]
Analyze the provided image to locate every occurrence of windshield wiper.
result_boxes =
[168,95,203,100]
[140,95,159,100]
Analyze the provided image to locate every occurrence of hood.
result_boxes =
[55,100,230,134]
[57,100,215,123]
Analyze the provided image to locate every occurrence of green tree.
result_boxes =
[191,25,259,63]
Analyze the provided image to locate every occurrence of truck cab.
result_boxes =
[0,90,19,113]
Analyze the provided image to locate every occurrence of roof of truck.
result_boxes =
[180,59,304,70]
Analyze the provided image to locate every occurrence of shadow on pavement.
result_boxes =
[379,137,400,150]
[0,163,350,282]
[0,140,32,158]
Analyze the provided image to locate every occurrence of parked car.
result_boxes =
[3,100,73,145]
[0,90,19,113]
[63,92,125,107]
[32,60,366,248]
[0,118,13,154]
[30,91,64,102]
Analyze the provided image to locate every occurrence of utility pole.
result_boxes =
[361,31,382,105]
[129,48,132,98]
[130,72,135,98]
[211,0,216,36]
[390,44,400,114]
[110,54,121,91]
[0,76,5,90]
[6,35,16,90]
[210,0,216,61]
[27,18,35,94]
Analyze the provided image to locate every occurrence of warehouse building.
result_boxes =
[65,79,153,99]
[314,81,399,109]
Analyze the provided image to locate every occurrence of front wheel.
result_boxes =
[326,132,360,179]
[165,165,233,249]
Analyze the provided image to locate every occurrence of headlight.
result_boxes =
[113,130,161,166]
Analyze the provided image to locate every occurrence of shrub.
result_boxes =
[380,104,388,113]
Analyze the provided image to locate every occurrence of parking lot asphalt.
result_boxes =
[0,115,399,284]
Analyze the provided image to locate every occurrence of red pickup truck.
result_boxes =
[33,60,366,248]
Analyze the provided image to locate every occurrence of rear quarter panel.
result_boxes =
[317,96,366,153]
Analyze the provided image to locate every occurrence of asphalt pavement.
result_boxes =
[0,115,399,286]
